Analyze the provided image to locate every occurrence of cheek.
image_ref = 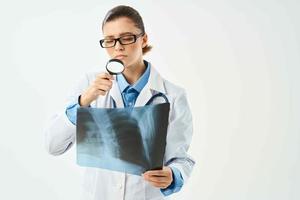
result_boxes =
[129,43,143,57]
[106,48,114,56]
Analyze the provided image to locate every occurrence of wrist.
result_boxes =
[78,95,90,107]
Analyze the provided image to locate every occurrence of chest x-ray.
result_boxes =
[76,103,170,175]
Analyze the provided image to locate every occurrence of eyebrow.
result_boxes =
[104,32,135,39]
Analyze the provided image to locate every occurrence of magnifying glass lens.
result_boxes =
[106,59,125,75]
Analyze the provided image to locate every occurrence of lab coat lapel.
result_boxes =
[135,65,166,107]
[134,84,152,107]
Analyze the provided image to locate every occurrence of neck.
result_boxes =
[123,60,146,85]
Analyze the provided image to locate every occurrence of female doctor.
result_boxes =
[45,5,195,200]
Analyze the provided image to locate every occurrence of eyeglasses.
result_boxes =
[99,32,144,48]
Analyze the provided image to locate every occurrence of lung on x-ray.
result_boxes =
[76,103,170,175]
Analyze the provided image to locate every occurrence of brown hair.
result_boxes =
[102,5,152,55]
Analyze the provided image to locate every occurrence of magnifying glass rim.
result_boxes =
[106,59,125,75]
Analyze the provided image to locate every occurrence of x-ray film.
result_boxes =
[76,103,170,175]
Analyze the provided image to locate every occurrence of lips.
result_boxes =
[114,55,127,59]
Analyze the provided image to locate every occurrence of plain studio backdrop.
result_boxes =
[0,0,299,199]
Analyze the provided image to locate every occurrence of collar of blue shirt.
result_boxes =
[116,60,151,94]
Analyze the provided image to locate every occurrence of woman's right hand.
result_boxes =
[79,72,114,107]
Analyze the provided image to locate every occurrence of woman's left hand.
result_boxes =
[142,166,173,189]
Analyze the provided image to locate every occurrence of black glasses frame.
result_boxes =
[99,32,144,48]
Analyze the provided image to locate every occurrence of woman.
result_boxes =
[45,5,195,200]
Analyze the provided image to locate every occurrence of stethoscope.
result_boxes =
[106,59,169,108]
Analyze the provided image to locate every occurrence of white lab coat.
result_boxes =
[45,64,195,200]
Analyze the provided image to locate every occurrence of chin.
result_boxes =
[119,58,128,65]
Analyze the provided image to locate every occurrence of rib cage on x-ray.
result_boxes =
[76,103,170,175]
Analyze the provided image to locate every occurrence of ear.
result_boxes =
[142,33,148,48]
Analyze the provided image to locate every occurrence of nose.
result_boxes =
[114,40,124,51]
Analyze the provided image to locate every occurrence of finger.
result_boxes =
[143,173,169,182]
[143,172,163,178]
[95,79,113,88]
[145,176,169,183]
[98,72,114,80]
[143,170,166,177]
[96,84,111,92]
[92,81,112,91]
[147,180,169,188]
[93,88,106,96]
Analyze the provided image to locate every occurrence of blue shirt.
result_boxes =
[116,60,150,107]
[65,60,183,196]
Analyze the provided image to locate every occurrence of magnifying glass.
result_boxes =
[106,59,125,75]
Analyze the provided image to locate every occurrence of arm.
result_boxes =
[44,74,90,156]
[44,72,114,156]
[143,89,195,195]
[164,89,195,182]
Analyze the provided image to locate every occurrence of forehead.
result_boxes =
[102,17,140,37]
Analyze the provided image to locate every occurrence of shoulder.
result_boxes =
[163,79,189,112]
[149,64,186,97]
[163,79,186,97]
[161,78,192,121]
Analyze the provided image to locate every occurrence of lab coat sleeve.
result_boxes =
[44,73,90,156]
[164,89,195,182]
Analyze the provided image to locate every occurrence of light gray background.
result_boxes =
[0,0,299,199]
